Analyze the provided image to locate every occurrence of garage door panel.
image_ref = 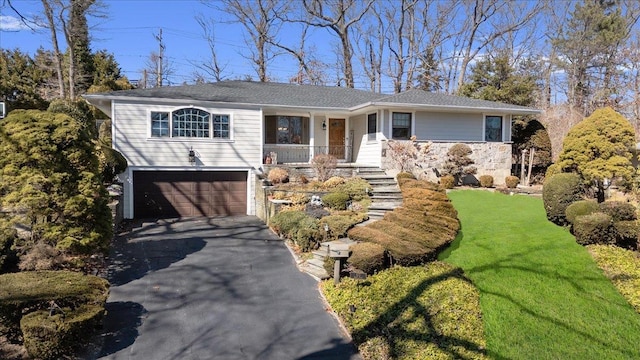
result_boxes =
[133,171,247,218]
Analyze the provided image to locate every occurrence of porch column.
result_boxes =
[309,112,315,161]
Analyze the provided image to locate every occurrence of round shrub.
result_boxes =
[573,212,615,245]
[267,167,289,184]
[323,176,346,188]
[268,210,308,238]
[505,175,520,188]
[347,242,387,275]
[396,172,416,181]
[565,200,599,224]
[439,175,455,189]
[613,220,639,249]
[479,175,494,188]
[336,177,370,201]
[598,201,637,222]
[21,304,105,360]
[542,172,583,225]
[322,192,350,210]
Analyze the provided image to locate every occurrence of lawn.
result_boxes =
[439,190,640,359]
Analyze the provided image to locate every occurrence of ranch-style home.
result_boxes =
[84,81,539,219]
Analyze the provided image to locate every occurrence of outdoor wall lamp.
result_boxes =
[188,147,196,164]
[322,120,327,130]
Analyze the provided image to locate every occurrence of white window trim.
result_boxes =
[146,107,234,141]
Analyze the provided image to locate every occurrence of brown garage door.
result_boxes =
[133,171,247,218]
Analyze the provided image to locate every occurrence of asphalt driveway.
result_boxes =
[97,216,360,360]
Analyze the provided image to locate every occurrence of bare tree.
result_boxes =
[267,23,327,85]
[143,51,175,88]
[40,0,66,98]
[299,0,374,88]
[192,16,228,82]
[353,1,385,92]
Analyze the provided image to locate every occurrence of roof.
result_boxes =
[84,80,540,114]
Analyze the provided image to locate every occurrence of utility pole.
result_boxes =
[155,28,165,87]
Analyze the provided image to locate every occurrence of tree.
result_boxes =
[0,49,50,112]
[441,143,477,185]
[512,118,552,182]
[0,110,112,257]
[555,107,636,203]
[299,0,374,88]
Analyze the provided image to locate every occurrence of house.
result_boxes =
[84,81,539,219]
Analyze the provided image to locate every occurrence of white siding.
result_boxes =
[113,100,262,168]
[352,113,381,166]
[414,111,483,141]
[113,100,261,218]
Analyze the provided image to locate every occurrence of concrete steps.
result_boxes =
[356,168,403,221]
[299,238,356,280]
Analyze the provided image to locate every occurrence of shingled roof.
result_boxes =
[84,80,539,114]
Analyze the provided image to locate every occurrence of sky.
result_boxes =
[0,0,332,87]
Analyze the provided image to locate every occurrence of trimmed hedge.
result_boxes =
[479,175,494,188]
[336,177,371,201]
[347,180,459,266]
[347,243,387,275]
[599,201,637,222]
[21,304,105,360]
[322,192,350,210]
[294,216,321,252]
[565,200,599,224]
[573,212,615,245]
[396,172,416,181]
[268,210,308,238]
[542,172,583,225]
[613,221,639,249]
[322,212,368,240]
[505,176,519,188]
[440,175,455,189]
[0,271,109,350]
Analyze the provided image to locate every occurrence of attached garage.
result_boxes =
[133,171,248,218]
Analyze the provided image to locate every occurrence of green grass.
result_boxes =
[439,190,640,359]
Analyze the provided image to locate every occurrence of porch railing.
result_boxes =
[263,145,352,164]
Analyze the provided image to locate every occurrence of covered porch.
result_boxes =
[263,145,353,164]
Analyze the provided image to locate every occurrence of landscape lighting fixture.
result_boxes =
[188,147,196,164]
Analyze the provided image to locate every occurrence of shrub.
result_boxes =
[293,217,321,252]
[441,143,477,185]
[613,221,639,249]
[505,175,520,188]
[322,212,368,240]
[21,304,105,360]
[336,177,371,201]
[267,167,289,184]
[599,201,637,222]
[565,200,599,224]
[324,256,336,278]
[268,210,308,238]
[479,175,494,188]
[396,172,416,181]
[542,172,583,225]
[587,245,640,312]
[286,193,309,205]
[18,242,65,271]
[347,242,387,275]
[323,176,346,188]
[0,218,17,272]
[439,175,455,189]
[322,192,350,210]
[573,212,615,245]
[0,271,109,344]
[311,154,337,182]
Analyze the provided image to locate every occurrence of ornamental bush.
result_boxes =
[396,172,416,181]
[322,192,350,210]
[565,200,599,224]
[542,172,583,225]
[268,210,308,238]
[293,216,321,252]
[323,176,346,188]
[479,175,494,188]
[613,221,639,249]
[505,175,520,188]
[321,212,368,240]
[311,154,337,182]
[336,177,370,201]
[573,212,615,245]
[267,167,289,184]
[440,175,455,189]
[598,201,637,222]
[347,242,387,275]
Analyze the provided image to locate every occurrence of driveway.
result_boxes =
[97,216,360,360]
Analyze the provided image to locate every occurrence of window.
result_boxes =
[264,116,309,144]
[367,113,377,141]
[485,115,503,142]
[149,108,231,139]
[392,112,411,140]
[151,111,169,137]
[173,108,210,138]
[213,115,230,139]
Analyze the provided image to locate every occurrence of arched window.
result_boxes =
[172,108,210,138]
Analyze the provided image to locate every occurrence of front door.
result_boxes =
[328,118,346,159]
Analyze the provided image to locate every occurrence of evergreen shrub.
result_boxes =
[336,177,370,201]
[565,200,599,224]
[542,172,583,225]
[479,175,494,188]
[267,167,289,184]
[293,216,321,252]
[268,210,308,238]
[613,221,639,249]
[505,175,520,188]
[322,192,350,210]
[323,176,346,188]
[439,175,455,189]
[573,212,615,245]
[396,172,416,181]
[599,201,637,222]
[347,242,387,275]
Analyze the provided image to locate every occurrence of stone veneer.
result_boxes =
[381,140,512,185]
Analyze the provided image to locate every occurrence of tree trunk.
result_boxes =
[41,0,66,98]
